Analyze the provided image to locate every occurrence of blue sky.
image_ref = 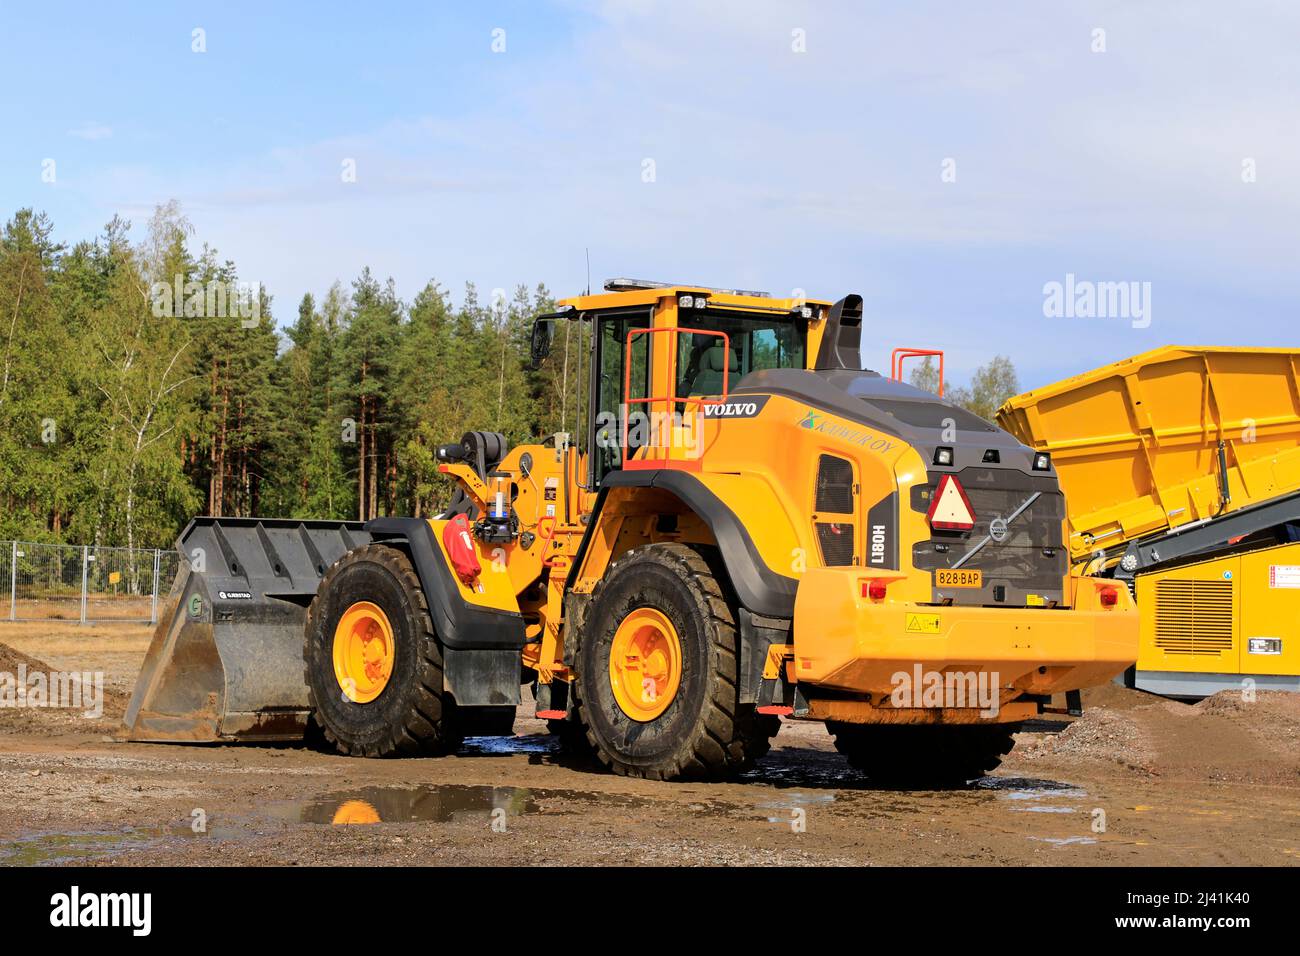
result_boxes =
[3,1,1298,390]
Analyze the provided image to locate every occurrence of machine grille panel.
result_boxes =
[816,522,856,566]
[910,468,1067,602]
[815,455,855,513]
[1153,579,1234,655]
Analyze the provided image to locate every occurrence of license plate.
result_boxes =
[935,569,982,588]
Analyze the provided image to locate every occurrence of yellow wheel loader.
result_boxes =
[123,280,1137,783]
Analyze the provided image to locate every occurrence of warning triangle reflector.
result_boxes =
[927,474,976,530]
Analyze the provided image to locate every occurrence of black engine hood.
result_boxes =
[731,367,1046,475]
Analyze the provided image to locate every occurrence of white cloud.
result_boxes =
[68,122,113,141]
[42,1,1300,383]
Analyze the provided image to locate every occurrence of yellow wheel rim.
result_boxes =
[332,601,395,703]
[609,607,681,721]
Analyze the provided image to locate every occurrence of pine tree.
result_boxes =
[0,210,68,540]
[339,269,402,519]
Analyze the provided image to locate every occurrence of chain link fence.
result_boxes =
[0,541,181,624]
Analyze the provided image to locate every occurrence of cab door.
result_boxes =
[589,308,653,486]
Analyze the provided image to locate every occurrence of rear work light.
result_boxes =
[926,474,976,531]
[933,446,954,467]
[1032,452,1051,471]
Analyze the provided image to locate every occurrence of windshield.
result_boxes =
[676,314,805,397]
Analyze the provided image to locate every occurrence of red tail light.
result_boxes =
[863,579,888,601]
[926,474,976,531]
[1099,586,1118,608]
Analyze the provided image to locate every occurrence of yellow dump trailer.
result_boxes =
[998,346,1300,697]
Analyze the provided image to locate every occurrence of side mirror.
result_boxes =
[528,318,555,370]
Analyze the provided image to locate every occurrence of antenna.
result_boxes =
[585,248,591,296]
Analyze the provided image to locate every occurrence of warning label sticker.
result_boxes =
[1269,565,1300,588]
[905,613,941,634]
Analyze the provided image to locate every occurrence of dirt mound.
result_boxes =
[1017,707,1155,773]
[1186,688,1299,718]
[0,641,130,734]
[0,641,51,676]
[1017,690,1300,786]
[1172,690,1300,759]
[1080,678,1160,712]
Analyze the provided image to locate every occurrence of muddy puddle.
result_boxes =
[977,776,1088,814]
[0,770,1205,864]
[271,783,651,826]
[265,766,1101,836]
[0,819,217,866]
[459,735,559,756]
[0,829,163,866]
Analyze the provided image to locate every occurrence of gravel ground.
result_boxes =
[0,627,1296,867]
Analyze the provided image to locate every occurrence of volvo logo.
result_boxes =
[701,400,763,418]
[699,395,769,418]
[989,517,1009,542]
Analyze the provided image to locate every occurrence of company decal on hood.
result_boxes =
[798,409,897,454]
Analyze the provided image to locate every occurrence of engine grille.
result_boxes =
[1153,579,1234,656]
[911,467,1067,603]
[816,522,856,566]
[815,454,854,514]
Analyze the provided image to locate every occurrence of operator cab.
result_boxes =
[529,279,825,485]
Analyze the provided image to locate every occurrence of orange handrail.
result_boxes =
[891,347,945,396]
[621,326,729,471]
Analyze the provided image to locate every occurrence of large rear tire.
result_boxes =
[546,713,598,760]
[304,544,460,757]
[827,721,1020,788]
[573,543,777,781]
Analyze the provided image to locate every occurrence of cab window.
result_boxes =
[676,315,804,397]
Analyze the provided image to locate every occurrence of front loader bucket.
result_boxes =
[121,518,371,743]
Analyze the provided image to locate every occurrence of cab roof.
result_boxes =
[558,278,832,316]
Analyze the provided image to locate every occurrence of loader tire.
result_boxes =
[304,543,460,757]
[827,721,1020,788]
[573,543,776,781]
[547,714,597,759]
